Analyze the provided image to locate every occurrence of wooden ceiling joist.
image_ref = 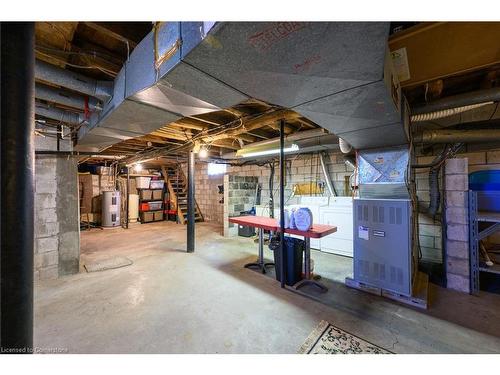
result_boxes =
[84,22,138,49]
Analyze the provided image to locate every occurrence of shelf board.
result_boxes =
[477,211,500,223]
[479,263,500,275]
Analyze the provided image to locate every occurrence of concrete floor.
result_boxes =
[35,221,500,353]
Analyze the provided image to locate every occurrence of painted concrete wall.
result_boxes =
[35,127,80,280]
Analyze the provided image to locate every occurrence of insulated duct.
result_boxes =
[411,102,493,122]
[35,83,101,111]
[35,60,112,101]
[414,129,500,144]
[411,87,500,116]
[339,138,352,153]
[35,102,85,125]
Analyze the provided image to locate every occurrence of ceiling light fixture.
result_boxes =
[199,148,208,158]
[238,143,299,158]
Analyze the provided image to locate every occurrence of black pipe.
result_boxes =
[279,119,286,289]
[126,167,130,229]
[187,150,195,252]
[268,162,275,219]
[1,22,35,353]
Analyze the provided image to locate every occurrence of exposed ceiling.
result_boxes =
[34,22,500,165]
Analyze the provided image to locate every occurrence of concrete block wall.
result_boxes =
[34,128,80,280]
[220,150,353,236]
[223,175,259,237]
[414,146,500,264]
[194,162,224,227]
[226,150,353,210]
[444,158,470,293]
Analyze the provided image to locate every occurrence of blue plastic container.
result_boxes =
[469,170,500,191]
[469,170,500,212]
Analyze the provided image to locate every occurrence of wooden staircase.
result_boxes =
[161,165,204,224]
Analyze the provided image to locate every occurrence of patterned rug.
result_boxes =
[298,320,392,354]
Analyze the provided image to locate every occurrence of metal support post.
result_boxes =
[1,22,35,353]
[187,149,195,252]
[279,119,286,288]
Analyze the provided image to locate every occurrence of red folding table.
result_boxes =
[229,216,337,291]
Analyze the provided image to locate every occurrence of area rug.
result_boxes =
[298,320,392,354]
[84,256,133,273]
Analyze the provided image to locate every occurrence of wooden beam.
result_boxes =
[84,22,137,49]
[169,122,206,131]
[202,109,300,142]
[389,22,500,88]
[267,122,295,134]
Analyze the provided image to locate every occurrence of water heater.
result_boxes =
[353,198,415,296]
[102,191,121,227]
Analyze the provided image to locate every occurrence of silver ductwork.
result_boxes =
[74,22,406,152]
[35,60,112,101]
[35,83,102,111]
[35,102,85,125]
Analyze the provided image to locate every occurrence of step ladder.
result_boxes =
[161,165,204,224]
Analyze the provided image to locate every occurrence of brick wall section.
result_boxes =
[444,158,470,293]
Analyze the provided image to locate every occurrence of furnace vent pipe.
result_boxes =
[412,87,500,116]
[411,102,493,122]
[35,102,85,125]
[319,151,337,196]
[35,60,112,101]
[339,137,352,153]
[35,83,102,112]
[414,129,500,144]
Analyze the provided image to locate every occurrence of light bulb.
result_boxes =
[134,163,143,172]
[199,148,208,158]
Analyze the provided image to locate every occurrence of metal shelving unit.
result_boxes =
[138,187,165,224]
[469,191,500,294]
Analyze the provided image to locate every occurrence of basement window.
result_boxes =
[207,163,227,176]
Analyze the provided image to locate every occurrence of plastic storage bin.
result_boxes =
[469,170,500,211]
[148,201,163,210]
[469,170,500,191]
[150,180,165,189]
[136,177,151,189]
[272,237,304,286]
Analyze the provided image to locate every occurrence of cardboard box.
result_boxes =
[92,195,102,213]
[78,174,93,213]
[140,189,152,200]
[153,211,164,221]
[152,189,163,200]
[142,211,154,223]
